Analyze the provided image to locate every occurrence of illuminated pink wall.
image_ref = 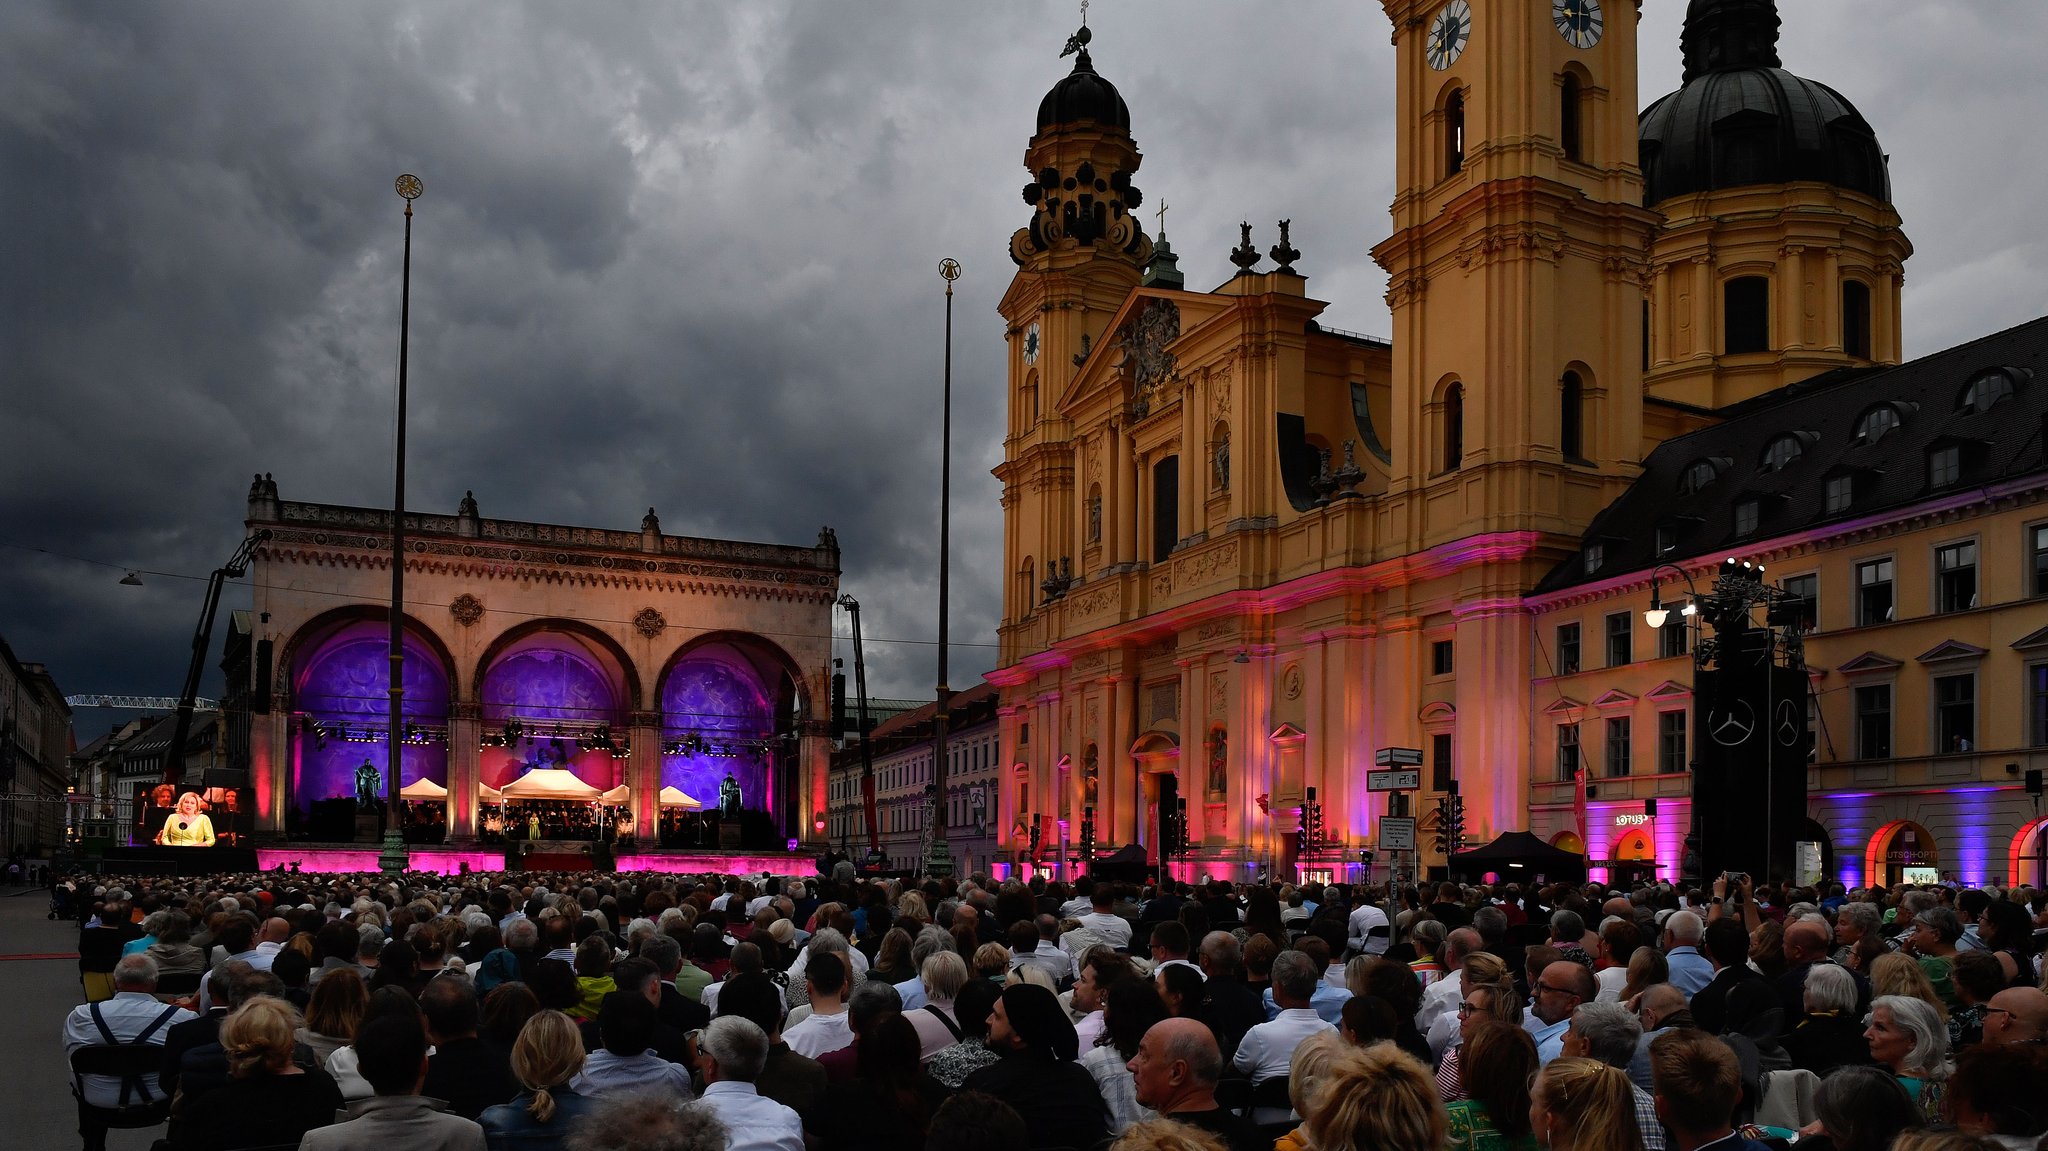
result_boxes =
[257,847,818,876]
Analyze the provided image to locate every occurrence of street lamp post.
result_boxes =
[381,173,423,875]
[926,258,960,879]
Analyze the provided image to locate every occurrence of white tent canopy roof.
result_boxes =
[660,786,703,810]
[399,777,448,800]
[497,768,603,801]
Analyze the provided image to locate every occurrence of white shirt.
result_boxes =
[1074,1009,1106,1053]
[1059,897,1093,920]
[694,1081,803,1151]
[1595,965,1630,1003]
[1346,904,1391,955]
[1081,1042,1155,1134]
[908,1001,963,1060]
[61,992,197,1107]
[1232,1007,1334,1084]
[1012,942,1076,984]
[745,895,776,919]
[1075,911,1132,950]
[1416,966,1464,1040]
[782,1008,854,1059]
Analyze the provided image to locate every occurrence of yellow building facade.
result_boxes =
[988,1,2048,886]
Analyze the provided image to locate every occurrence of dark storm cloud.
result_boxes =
[3,1,2044,726]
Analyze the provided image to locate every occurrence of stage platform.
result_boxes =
[101,845,261,876]
[252,842,818,876]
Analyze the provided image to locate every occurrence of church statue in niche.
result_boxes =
[1212,431,1230,492]
[1087,494,1102,543]
[1207,728,1228,797]
[1083,744,1100,806]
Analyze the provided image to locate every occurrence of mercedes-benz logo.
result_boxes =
[1708,701,1756,747]
[1775,699,1803,747]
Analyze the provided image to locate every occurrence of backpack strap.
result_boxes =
[922,1003,963,1042]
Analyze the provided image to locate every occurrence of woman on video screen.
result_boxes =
[155,790,216,846]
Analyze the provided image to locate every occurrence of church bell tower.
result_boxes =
[1373,0,1659,546]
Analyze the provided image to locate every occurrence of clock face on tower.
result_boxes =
[1426,0,1471,71]
[1023,322,1041,366]
[1553,0,1603,49]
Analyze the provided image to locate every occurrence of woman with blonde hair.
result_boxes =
[1528,1057,1640,1151]
[173,997,344,1149]
[1274,1030,1349,1151]
[480,1009,598,1150]
[1870,952,1950,1022]
[296,964,367,1066]
[1618,946,1668,1005]
[1302,1044,1447,1151]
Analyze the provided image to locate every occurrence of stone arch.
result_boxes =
[475,618,642,712]
[655,630,813,827]
[1865,819,1938,887]
[1551,830,1586,855]
[476,620,639,790]
[281,605,458,702]
[1613,829,1654,860]
[281,607,459,820]
[2008,819,2048,889]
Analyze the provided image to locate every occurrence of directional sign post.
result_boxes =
[1374,746,1425,767]
[1367,769,1422,792]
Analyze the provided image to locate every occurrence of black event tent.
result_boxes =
[1447,831,1586,884]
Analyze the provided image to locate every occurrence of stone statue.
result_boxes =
[354,760,381,809]
[1084,744,1100,806]
[719,772,743,819]
[458,490,479,517]
[1087,495,1102,543]
[1207,729,1228,796]
[1213,432,1230,492]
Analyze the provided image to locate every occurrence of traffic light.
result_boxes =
[1445,783,1467,854]
[1433,795,1452,855]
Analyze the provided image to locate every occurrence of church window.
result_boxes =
[1444,91,1466,178]
[1759,434,1804,474]
[1443,382,1466,472]
[1560,371,1586,460]
[1724,276,1770,355]
[1853,404,1900,446]
[1152,455,1179,563]
[1842,281,1872,359]
[1560,72,1584,162]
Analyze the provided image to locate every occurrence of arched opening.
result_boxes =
[2009,820,2048,890]
[1550,830,1586,855]
[1130,730,1182,867]
[1560,71,1584,162]
[1443,381,1466,472]
[656,634,804,845]
[1019,559,1036,614]
[1152,455,1180,562]
[284,615,454,841]
[478,629,631,796]
[1608,827,1657,889]
[1444,89,1467,178]
[1560,370,1586,461]
[1866,820,1939,888]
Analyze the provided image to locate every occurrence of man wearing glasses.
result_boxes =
[1981,986,2048,1046]
[1526,961,1596,1064]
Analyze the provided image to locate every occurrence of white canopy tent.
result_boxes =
[497,768,604,801]
[398,778,449,801]
[660,786,703,810]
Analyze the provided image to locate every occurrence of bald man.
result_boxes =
[1775,916,1866,1027]
[1127,1018,1266,1151]
[1983,986,2048,1046]
[1626,984,1693,1092]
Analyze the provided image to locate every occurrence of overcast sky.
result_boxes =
[5,2,2045,742]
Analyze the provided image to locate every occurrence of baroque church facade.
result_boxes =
[988,2,2048,887]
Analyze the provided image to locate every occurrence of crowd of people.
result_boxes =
[54,865,2048,1151]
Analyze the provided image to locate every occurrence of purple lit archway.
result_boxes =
[288,620,451,815]
[480,631,629,790]
[657,634,805,834]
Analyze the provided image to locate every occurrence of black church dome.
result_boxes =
[1638,0,1890,207]
[1036,49,1130,132]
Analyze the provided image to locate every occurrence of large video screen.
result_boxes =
[132,783,253,847]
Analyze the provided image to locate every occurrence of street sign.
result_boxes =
[1378,816,1416,850]
[1367,769,1422,792]
[1374,746,1425,767]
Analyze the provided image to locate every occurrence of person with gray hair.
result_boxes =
[567,1091,727,1151]
[62,952,199,1114]
[689,1014,803,1151]
[909,951,970,1059]
[1230,951,1336,1084]
[1780,962,1870,1076]
[1832,902,1881,966]
[1866,994,1950,1120]
[1563,1000,1667,1150]
[1660,910,1712,996]
[893,925,955,1010]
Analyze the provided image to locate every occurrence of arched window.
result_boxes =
[1152,455,1179,563]
[1560,371,1585,460]
[1724,276,1770,355]
[1842,281,1872,360]
[1560,72,1584,162]
[1443,382,1466,472]
[1759,434,1805,474]
[1853,404,1900,446]
[1959,368,2021,414]
[1676,458,1723,496]
[1019,559,1035,613]
[1444,91,1466,178]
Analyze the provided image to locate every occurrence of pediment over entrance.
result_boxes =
[1592,688,1637,710]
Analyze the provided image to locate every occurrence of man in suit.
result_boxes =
[1193,932,1265,1060]
[301,1013,485,1151]
[1688,919,1765,1036]
[642,934,710,1033]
